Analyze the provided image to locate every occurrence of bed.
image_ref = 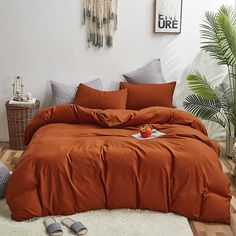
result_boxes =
[6,104,231,223]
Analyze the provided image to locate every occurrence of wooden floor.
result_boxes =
[0,142,236,236]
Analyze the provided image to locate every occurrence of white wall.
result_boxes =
[0,0,233,141]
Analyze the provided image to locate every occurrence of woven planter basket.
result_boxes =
[0,164,10,199]
[5,101,40,150]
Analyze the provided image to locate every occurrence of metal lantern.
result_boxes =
[12,76,24,101]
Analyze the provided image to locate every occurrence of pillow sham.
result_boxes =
[74,83,128,110]
[51,78,103,105]
[123,59,165,84]
[120,82,176,110]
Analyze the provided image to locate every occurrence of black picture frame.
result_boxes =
[154,0,183,34]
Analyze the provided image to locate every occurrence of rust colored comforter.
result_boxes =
[6,105,231,223]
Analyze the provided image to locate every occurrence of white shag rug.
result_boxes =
[0,199,192,236]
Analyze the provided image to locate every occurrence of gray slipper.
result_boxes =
[62,218,87,235]
[44,217,63,236]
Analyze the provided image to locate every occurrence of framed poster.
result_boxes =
[155,0,183,34]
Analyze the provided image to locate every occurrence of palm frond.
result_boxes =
[216,8,236,67]
[200,12,228,64]
[218,5,236,26]
[217,81,233,111]
[186,71,219,100]
[217,81,236,128]
[208,114,226,129]
[200,6,236,67]
[183,94,221,119]
[184,5,236,136]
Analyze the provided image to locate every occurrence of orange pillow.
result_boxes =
[120,82,176,110]
[74,83,128,109]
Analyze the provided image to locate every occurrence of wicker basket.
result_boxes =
[5,100,40,150]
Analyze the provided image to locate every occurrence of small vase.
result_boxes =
[226,134,236,158]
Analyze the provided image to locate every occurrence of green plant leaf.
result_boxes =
[218,5,236,28]
[208,114,226,129]
[185,5,236,135]
[183,94,221,119]
[200,11,228,65]
[216,81,236,130]
[186,71,219,100]
[200,6,236,67]
[217,81,233,112]
[216,8,236,67]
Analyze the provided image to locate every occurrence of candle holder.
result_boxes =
[12,76,24,101]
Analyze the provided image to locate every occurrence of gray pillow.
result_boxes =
[123,59,165,84]
[0,164,10,199]
[51,79,103,105]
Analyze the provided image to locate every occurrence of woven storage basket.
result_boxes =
[5,100,40,150]
[0,164,10,199]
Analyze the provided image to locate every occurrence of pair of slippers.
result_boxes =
[44,217,88,235]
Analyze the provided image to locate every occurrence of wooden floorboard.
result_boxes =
[0,141,236,235]
[0,143,23,171]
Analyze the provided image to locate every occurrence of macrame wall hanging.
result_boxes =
[82,0,118,48]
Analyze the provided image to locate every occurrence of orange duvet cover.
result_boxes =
[6,105,231,223]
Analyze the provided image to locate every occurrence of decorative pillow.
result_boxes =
[51,79,103,105]
[120,82,176,110]
[74,83,128,110]
[123,59,165,84]
[0,164,10,199]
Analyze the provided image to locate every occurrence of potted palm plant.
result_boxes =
[183,5,236,157]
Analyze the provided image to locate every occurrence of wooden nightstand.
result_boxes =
[5,100,40,150]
